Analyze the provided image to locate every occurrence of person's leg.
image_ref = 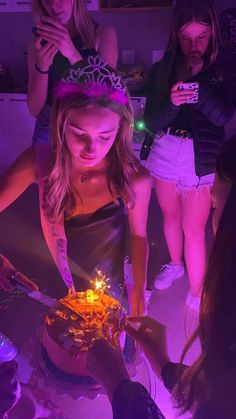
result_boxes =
[155,178,183,265]
[181,187,211,296]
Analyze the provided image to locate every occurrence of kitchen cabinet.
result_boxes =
[0,0,12,12]
[0,0,99,12]
[99,0,173,11]
[13,0,31,11]
[0,94,35,171]
[86,0,99,11]
[0,0,31,12]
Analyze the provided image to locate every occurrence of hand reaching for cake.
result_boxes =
[87,338,130,401]
[130,287,146,316]
[125,316,170,379]
[0,253,38,292]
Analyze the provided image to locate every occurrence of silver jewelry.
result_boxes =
[64,55,126,94]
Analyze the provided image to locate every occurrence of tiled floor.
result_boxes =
[0,185,205,418]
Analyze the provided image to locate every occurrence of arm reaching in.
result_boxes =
[0,254,38,292]
[128,166,151,315]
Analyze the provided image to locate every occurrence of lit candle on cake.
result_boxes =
[85,289,99,303]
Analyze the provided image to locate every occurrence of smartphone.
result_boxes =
[178,82,199,104]
[32,26,47,47]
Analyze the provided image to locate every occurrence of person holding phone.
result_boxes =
[27,0,118,144]
[142,0,236,310]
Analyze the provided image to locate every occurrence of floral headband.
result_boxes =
[55,55,128,105]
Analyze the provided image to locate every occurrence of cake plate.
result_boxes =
[27,325,157,405]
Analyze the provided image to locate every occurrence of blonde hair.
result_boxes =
[167,0,220,66]
[31,0,95,47]
[45,94,137,220]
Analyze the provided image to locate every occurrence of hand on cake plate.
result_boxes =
[0,254,38,292]
[125,316,170,379]
[130,287,146,316]
[87,338,130,401]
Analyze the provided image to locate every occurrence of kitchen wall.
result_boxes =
[0,0,235,87]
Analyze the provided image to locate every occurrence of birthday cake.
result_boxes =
[43,289,126,377]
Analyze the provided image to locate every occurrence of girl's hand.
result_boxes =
[130,287,146,316]
[36,16,82,65]
[87,338,130,400]
[34,36,58,72]
[125,316,170,378]
[170,81,195,106]
[0,254,38,292]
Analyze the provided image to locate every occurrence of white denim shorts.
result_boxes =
[144,132,214,192]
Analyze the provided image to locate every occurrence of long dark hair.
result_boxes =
[167,0,220,66]
[174,136,236,415]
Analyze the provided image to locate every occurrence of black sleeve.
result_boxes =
[161,362,189,393]
[196,55,236,127]
[112,379,166,419]
[144,63,179,134]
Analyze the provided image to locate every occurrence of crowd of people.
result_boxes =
[0,0,236,417]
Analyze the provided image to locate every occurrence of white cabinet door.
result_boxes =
[0,0,12,12]
[0,94,35,171]
[12,0,31,12]
[86,0,99,11]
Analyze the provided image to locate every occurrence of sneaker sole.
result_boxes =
[154,278,173,290]
[154,271,184,290]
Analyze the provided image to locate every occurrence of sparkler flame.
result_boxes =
[90,269,111,296]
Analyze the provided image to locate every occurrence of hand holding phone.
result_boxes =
[170,81,199,106]
[178,82,199,104]
[32,26,58,73]
[32,26,47,47]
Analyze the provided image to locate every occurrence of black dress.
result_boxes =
[65,200,128,309]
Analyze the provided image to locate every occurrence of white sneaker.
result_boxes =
[0,332,17,362]
[154,263,185,290]
[186,291,201,312]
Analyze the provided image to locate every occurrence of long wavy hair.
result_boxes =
[45,93,137,220]
[31,0,96,47]
[174,136,236,416]
[167,0,220,66]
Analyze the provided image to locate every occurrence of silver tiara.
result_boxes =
[64,55,126,94]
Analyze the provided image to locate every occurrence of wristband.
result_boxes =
[35,63,49,74]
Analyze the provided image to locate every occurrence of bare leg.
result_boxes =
[155,178,183,265]
[181,187,211,296]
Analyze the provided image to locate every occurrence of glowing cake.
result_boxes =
[43,289,126,377]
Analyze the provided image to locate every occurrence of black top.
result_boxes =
[144,50,236,176]
[47,33,98,104]
[64,200,128,306]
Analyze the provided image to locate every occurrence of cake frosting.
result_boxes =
[43,290,126,377]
